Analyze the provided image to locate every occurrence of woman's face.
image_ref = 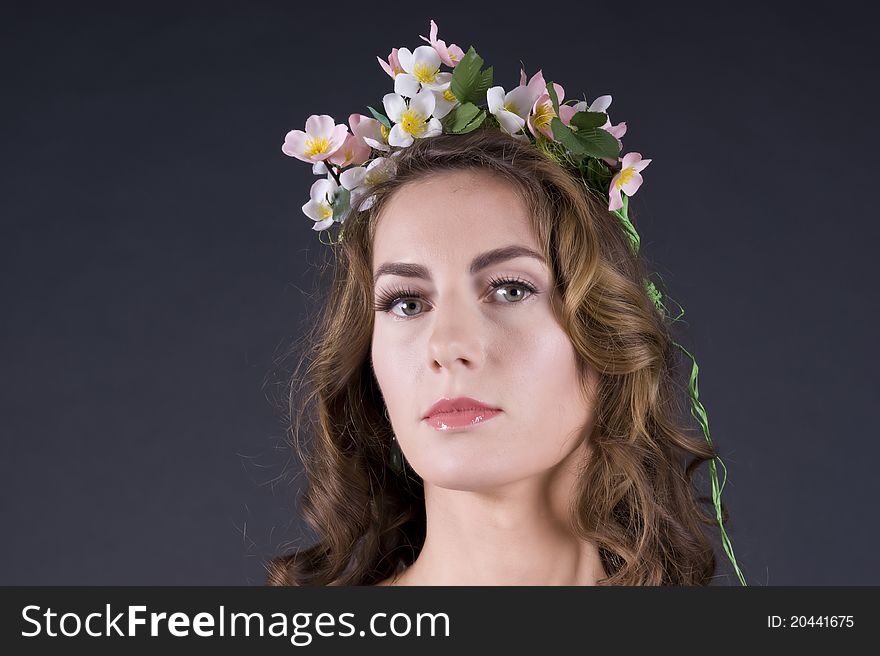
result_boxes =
[370,169,599,490]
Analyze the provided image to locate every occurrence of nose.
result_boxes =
[426,291,486,372]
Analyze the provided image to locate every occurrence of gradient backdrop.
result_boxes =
[2,1,877,584]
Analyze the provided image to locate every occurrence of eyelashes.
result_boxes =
[373,275,539,318]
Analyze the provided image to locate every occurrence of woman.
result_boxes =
[265,128,732,586]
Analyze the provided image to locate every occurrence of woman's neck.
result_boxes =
[382,443,607,586]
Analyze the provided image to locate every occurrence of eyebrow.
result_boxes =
[373,245,546,285]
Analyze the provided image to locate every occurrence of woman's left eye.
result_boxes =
[373,277,539,319]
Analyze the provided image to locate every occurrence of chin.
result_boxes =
[410,450,536,491]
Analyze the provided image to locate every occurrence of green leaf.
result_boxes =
[456,109,486,134]
[569,111,608,131]
[367,105,391,129]
[450,46,484,106]
[446,102,481,132]
[331,186,351,221]
[464,66,493,104]
[546,82,560,115]
[550,118,586,153]
[550,117,620,160]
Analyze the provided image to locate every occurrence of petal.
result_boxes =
[281,129,308,160]
[394,73,421,99]
[607,183,624,211]
[620,171,644,196]
[497,110,525,135]
[422,117,442,138]
[527,69,546,100]
[383,93,406,122]
[589,95,612,113]
[447,45,464,65]
[559,104,577,126]
[486,86,506,114]
[377,55,394,78]
[302,200,325,221]
[352,116,381,141]
[305,114,335,138]
[605,120,627,139]
[312,160,327,175]
[312,217,335,231]
[410,88,436,117]
[388,124,413,147]
[506,86,538,118]
[413,44,441,70]
[397,47,414,73]
[310,178,336,201]
[340,166,367,190]
[632,157,652,173]
[432,93,456,118]
[423,71,452,89]
[621,152,642,168]
[363,136,390,151]
[328,124,349,153]
[551,82,565,102]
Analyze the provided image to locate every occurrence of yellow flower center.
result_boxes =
[615,167,636,189]
[342,148,353,162]
[502,101,519,115]
[442,88,457,103]
[413,62,439,84]
[379,124,390,141]
[318,204,332,219]
[304,136,331,157]
[532,101,555,131]
[400,109,428,136]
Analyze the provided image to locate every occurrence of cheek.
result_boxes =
[370,327,417,407]
[508,322,590,441]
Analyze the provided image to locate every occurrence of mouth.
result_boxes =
[423,408,503,431]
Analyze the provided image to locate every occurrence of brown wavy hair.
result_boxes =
[265,127,731,586]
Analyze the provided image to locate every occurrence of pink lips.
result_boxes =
[422,396,503,431]
[425,407,503,430]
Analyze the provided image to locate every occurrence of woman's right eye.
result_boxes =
[390,298,424,318]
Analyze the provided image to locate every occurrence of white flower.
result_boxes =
[383,89,442,147]
[431,86,459,119]
[393,45,452,98]
[487,84,541,139]
[302,175,339,231]
[340,157,397,210]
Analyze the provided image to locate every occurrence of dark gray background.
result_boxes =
[2,1,876,585]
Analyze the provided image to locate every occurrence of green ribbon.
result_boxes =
[612,193,747,586]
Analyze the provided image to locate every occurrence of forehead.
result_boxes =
[372,170,538,265]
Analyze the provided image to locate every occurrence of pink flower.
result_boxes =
[282,115,349,163]
[608,152,652,211]
[349,113,390,152]
[528,85,566,140]
[419,19,464,68]
[377,48,404,79]
[328,114,374,167]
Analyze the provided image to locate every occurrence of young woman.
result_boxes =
[265,129,731,585]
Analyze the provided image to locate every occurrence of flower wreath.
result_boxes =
[280,19,747,586]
